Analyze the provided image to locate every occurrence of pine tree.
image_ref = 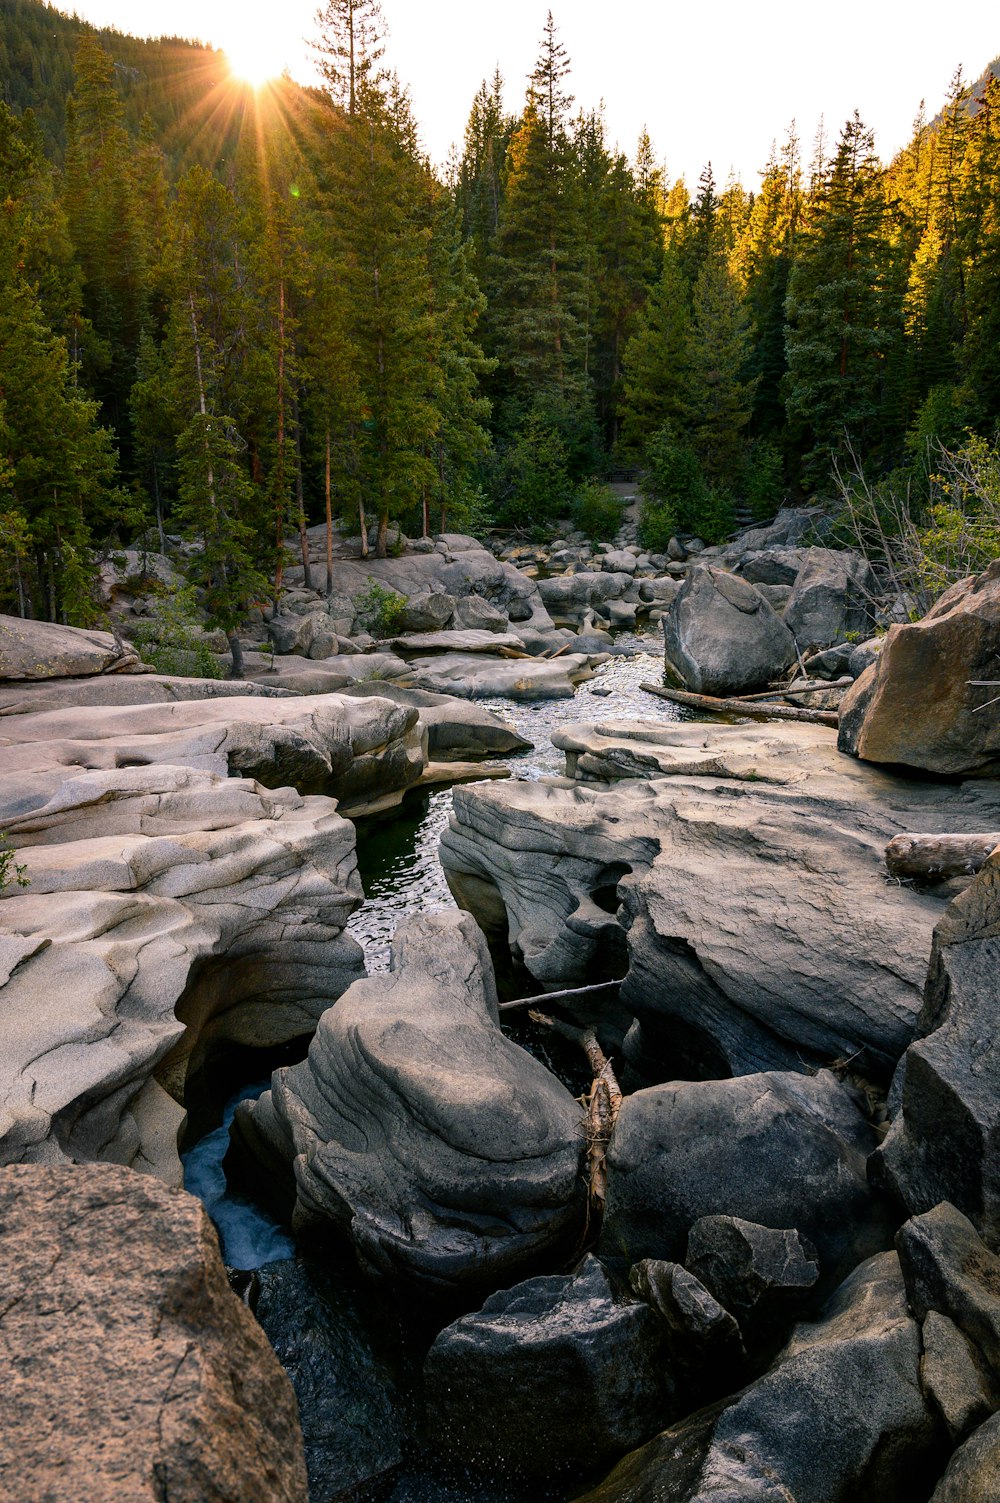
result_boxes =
[313,0,385,116]
[685,248,757,486]
[784,112,894,482]
[63,36,149,456]
[618,249,692,458]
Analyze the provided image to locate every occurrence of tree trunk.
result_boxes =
[325,425,334,596]
[293,390,312,592]
[227,630,245,681]
[529,1011,622,1216]
[375,509,389,559]
[640,682,839,727]
[885,833,1000,883]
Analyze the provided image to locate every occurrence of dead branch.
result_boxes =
[529,1010,622,1216]
[498,980,622,1014]
[885,833,1000,882]
[640,682,839,726]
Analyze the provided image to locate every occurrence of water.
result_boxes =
[347,633,674,972]
[183,630,680,1498]
[181,1080,295,1269]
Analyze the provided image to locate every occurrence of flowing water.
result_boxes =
[182,631,681,1500]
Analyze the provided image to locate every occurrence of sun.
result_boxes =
[224,38,280,89]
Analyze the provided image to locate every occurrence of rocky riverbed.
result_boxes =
[1,525,998,1503]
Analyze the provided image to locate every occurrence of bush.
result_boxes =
[571,479,624,542]
[0,832,29,893]
[637,498,677,554]
[640,427,735,544]
[352,578,409,637]
[492,413,574,530]
[129,585,224,678]
[744,439,785,521]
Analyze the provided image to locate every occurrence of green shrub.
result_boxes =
[0,832,29,893]
[637,498,677,554]
[352,578,409,637]
[571,478,624,542]
[129,585,224,679]
[640,427,735,544]
[493,414,574,529]
[744,439,785,521]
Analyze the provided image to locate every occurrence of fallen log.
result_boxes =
[498,980,622,1014]
[640,682,839,726]
[528,1011,622,1216]
[885,832,1000,882]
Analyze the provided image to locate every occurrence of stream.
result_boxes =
[181,632,680,1500]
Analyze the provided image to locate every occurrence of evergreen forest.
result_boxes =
[2,0,1000,645]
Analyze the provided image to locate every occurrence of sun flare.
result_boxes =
[224,38,280,89]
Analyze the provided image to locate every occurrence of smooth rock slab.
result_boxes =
[424,1254,668,1481]
[408,650,595,701]
[232,912,586,1299]
[0,1162,308,1503]
[575,1252,943,1503]
[0,613,144,680]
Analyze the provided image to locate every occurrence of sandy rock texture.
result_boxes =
[0,1162,309,1503]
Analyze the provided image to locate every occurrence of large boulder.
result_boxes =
[782,549,875,649]
[839,559,1000,776]
[407,649,595,701]
[662,566,797,695]
[0,1163,308,1503]
[896,1203,1000,1375]
[537,571,636,627]
[399,590,454,632]
[575,1252,943,1503]
[0,614,144,680]
[684,1215,820,1343]
[423,1254,668,1481]
[871,849,1000,1242]
[230,912,586,1298]
[340,680,531,759]
[451,593,510,632]
[599,1070,889,1287]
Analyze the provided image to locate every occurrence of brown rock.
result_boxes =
[838,560,1000,776]
[0,1162,308,1503]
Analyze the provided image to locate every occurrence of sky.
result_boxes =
[60,0,999,185]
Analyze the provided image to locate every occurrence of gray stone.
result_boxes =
[388,629,527,654]
[0,614,144,681]
[929,1411,1000,1501]
[920,1310,997,1443]
[738,545,815,586]
[339,681,531,759]
[231,912,586,1297]
[251,1259,404,1501]
[267,610,320,656]
[575,1252,941,1503]
[803,643,852,678]
[443,722,1000,1080]
[537,571,635,626]
[451,593,510,632]
[399,591,454,632]
[629,1259,745,1374]
[638,577,681,605]
[872,852,1000,1241]
[662,566,797,695]
[424,1254,668,1480]
[407,650,595,701]
[600,1071,888,1287]
[684,1216,820,1338]
[752,582,792,611]
[896,1202,1000,1375]
[848,635,883,678]
[783,550,875,649]
[0,1163,308,1503]
[0,673,297,714]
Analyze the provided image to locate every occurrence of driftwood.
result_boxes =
[529,1011,622,1216]
[885,833,1000,882]
[736,676,853,702]
[640,682,839,726]
[498,980,622,1014]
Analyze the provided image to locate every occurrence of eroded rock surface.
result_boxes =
[231,912,586,1298]
[0,1162,308,1503]
[0,613,145,680]
[443,722,1000,1080]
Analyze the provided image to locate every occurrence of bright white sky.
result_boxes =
[62,0,998,185]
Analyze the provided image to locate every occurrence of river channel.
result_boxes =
[181,633,679,1501]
